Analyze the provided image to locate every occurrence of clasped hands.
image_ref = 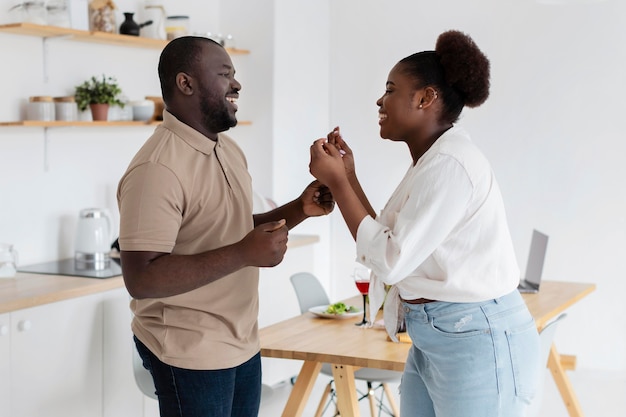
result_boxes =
[309,126,354,190]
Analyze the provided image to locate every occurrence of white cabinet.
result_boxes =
[102,287,159,417]
[0,313,10,416]
[259,238,318,386]
[0,235,319,416]
[0,287,156,417]
[4,293,103,417]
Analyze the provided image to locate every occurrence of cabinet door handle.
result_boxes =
[17,320,32,332]
[0,325,8,336]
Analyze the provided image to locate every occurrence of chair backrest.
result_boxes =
[290,272,330,313]
[132,341,158,400]
[526,313,567,417]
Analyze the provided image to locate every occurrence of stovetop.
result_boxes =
[18,258,122,279]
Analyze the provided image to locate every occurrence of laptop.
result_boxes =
[517,229,549,294]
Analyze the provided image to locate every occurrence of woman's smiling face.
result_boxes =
[376,62,421,142]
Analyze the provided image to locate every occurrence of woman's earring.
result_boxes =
[418,104,423,109]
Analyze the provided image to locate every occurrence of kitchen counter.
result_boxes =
[0,234,319,314]
[0,273,125,314]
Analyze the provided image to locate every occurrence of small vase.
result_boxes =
[90,103,109,121]
[119,12,140,36]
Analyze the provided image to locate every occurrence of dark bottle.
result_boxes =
[119,12,140,36]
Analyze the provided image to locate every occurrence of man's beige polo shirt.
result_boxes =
[117,111,258,370]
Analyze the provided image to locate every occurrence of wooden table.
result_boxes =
[259,280,595,417]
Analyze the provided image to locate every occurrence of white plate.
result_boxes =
[308,304,363,319]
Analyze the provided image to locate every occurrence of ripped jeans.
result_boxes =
[400,290,540,417]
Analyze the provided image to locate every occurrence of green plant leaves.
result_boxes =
[74,74,124,111]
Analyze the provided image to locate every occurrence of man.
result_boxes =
[117,36,334,417]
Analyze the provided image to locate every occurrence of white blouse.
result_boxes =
[355,126,520,339]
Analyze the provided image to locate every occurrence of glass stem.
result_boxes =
[361,294,367,324]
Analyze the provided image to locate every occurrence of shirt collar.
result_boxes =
[161,110,220,156]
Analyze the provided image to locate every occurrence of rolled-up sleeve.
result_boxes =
[355,154,473,285]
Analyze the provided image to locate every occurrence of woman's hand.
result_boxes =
[309,137,347,189]
[327,126,356,178]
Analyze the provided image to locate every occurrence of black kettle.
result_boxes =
[119,12,153,36]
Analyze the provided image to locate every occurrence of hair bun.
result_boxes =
[435,30,490,108]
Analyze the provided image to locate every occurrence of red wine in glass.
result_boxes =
[353,267,370,326]
[355,280,370,295]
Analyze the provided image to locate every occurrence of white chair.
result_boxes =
[290,272,401,417]
[526,313,567,417]
[132,341,158,400]
[132,329,275,404]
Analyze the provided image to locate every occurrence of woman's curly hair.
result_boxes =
[399,30,490,124]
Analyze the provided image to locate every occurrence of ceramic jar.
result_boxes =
[53,96,78,121]
[26,96,55,121]
[130,100,155,121]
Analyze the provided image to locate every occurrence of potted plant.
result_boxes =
[74,74,124,121]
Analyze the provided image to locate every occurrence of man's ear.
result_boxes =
[175,72,194,96]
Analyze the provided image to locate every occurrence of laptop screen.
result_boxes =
[524,229,549,287]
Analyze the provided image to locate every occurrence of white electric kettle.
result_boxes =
[0,243,18,278]
[75,208,112,270]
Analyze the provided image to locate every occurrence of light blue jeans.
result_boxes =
[400,290,540,417]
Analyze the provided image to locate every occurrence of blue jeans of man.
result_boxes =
[399,290,541,417]
[134,336,262,417]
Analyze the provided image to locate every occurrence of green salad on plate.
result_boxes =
[325,302,358,315]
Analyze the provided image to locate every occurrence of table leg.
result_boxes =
[331,364,360,417]
[547,343,584,417]
[281,361,322,417]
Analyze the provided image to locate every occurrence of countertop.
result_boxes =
[0,234,319,314]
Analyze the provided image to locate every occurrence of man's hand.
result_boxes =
[239,219,289,267]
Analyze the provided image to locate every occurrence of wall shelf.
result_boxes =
[0,23,251,131]
[0,120,157,127]
[0,22,250,55]
[0,120,252,127]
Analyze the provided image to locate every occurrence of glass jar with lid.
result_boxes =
[165,15,189,40]
[46,0,70,28]
[88,0,117,33]
[9,1,47,24]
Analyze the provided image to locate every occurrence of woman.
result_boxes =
[309,30,540,417]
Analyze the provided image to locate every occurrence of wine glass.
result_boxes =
[353,266,371,326]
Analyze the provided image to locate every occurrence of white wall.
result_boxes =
[271,0,333,288]
[0,0,263,264]
[0,0,623,372]
[325,0,626,372]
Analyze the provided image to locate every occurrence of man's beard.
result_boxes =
[199,86,237,134]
